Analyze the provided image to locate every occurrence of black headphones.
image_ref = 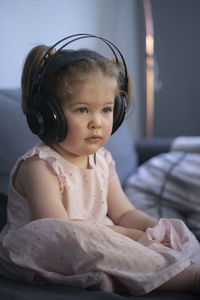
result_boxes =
[27,33,128,145]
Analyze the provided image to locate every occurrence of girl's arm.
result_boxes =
[107,172,158,236]
[14,157,71,220]
[106,224,145,241]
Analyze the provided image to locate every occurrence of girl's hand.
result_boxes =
[107,225,144,241]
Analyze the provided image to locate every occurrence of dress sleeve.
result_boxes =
[100,148,116,182]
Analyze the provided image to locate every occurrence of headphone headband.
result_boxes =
[34,51,108,80]
[31,33,128,93]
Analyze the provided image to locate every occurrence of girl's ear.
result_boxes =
[107,57,116,62]
[49,47,56,55]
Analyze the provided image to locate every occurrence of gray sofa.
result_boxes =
[0,89,198,299]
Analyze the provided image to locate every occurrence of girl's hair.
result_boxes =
[21,45,133,114]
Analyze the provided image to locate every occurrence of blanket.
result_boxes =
[125,150,200,240]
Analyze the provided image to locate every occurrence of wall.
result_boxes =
[152,0,200,137]
[0,0,146,138]
[0,0,101,88]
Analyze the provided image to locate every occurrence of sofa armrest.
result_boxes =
[135,138,173,165]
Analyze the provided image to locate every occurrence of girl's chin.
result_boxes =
[73,147,102,157]
[56,142,106,158]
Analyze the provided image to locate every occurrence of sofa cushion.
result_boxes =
[105,122,138,186]
[0,89,38,195]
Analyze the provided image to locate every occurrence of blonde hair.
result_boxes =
[21,45,133,114]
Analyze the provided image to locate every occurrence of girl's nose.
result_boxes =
[88,114,102,129]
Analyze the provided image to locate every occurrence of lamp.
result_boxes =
[143,0,154,138]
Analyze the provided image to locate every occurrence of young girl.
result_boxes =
[0,35,199,296]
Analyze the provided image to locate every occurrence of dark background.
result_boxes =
[151,0,200,137]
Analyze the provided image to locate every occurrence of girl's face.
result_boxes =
[54,72,117,164]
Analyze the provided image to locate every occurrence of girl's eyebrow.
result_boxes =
[105,101,115,105]
[69,101,115,107]
[68,102,90,107]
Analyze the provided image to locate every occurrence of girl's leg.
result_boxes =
[157,265,199,293]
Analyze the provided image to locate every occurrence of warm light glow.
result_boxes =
[146,34,154,56]
[146,56,154,138]
[143,0,155,138]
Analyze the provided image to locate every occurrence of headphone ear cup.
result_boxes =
[40,95,67,145]
[112,94,126,134]
[26,100,45,136]
[27,94,67,145]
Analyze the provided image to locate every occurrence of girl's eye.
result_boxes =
[102,107,113,113]
[76,107,88,114]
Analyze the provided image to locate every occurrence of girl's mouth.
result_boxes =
[86,136,102,143]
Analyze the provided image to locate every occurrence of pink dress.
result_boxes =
[0,143,199,295]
